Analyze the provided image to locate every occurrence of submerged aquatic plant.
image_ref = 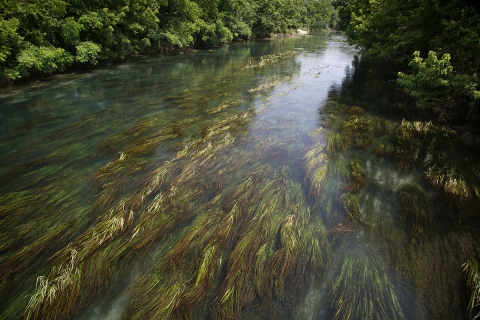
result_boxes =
[463,260,480,320]
[329,254,404,320]
[303,143,329,200]
[327,132,350,155]
[373,140,395,162]
[398,183,432,236]
[395,119,480,210]
[344,159,367,191]
[339,193,370,230]
[425,164,472,202]
[24,249,81,320]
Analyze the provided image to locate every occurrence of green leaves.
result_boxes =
[17,45,74,76]
[337,0,480,120]
[398,51,480,119]
[0,0,337,81]
[75,41,101,64]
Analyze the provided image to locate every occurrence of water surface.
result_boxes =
[0,32,478,320]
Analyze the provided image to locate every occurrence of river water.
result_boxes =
[0,32,478,320]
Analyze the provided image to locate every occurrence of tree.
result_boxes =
[337,0,480,120]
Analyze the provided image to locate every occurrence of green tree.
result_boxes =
[336,0,480,119]
[398,51,480,120]
[0,0,337,81]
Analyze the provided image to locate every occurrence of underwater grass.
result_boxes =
[327,132,350,155]
[398,183,432,237]
[343,158,366,191]
[375,216,474,320]
[329,254,404,320]
[395,119,480,211]
[339,193,371,230]
[0,44,314,320]
[303,142,328,200]
[463,260,480,319]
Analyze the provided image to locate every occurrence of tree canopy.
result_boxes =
[335,0,480,120]
[0,0,337,82]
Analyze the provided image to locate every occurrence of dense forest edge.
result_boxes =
[335,0,480,122]
[0,0,338,83]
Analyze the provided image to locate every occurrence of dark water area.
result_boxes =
[0,32,479,320]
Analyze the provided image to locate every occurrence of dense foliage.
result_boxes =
[0,0,337,82]
[335,0,480,120]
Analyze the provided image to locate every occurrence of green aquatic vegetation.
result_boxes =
[395,120,430,169]
[373,140,395,160]
[323,101,350,126]
[327,132,350,155]
[174,243,222,318]
[344,159,367,191]
[247,75,294,94]
[329,254,404,320]
[374,215,473,320]
[266,215,300,298]
[115,134,325,318]
[243,51,297,70]
[339,193,370,229]
[205,99,244,115]
[340,109,395,151]
[200,109,255,141]
[342,115,374,149]
[0,223,70,280]
[395,120,479,209]
[23,201,133,319]
[463,260,480,319]
[125,169,303,320]
[347,106,365,115]
[395,120,457,170]
[398,183,432,236]
[303,142,329,200]
[294,221,330,282]
[96,118,169,152]
[124,274,188,320]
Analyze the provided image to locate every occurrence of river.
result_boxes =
[0,32,478,320]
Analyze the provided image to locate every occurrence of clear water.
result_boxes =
[0,32,477,320]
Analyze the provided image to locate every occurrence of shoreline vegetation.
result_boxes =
[0,0,338,85]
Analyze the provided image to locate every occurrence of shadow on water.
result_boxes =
[0,33,479,320]
[317,54,480,320]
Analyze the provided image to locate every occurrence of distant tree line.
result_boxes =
[0,0,337,82]
[335,0,480,121]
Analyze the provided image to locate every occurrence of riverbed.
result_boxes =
[0,32,478,320]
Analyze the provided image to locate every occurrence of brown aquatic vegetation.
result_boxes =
[373,140,394,160]
[24,249,81,320]
[327,222,356,240]
[425,164,472,202]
